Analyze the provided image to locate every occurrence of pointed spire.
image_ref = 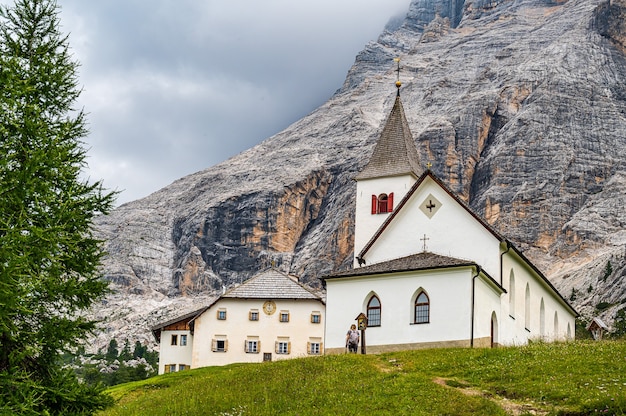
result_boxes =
[355,70,422,180]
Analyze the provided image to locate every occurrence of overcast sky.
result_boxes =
[3,0,410,205]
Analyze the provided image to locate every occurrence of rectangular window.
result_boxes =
[212,338,228,352]
[415,305,429,324]
[180,334,187,346]
[275,338,290,355]
[279,311,290,322]
[164,364,176,373]
[178,364,188,371]
[245,340,259,354]
[217,309,227,320]
[311,312,321,324]
[249,310,259,321]
[170,334,178,346]
[276,341,290,354]
[263,353,272,362]
[308,342,321,355]
[367,309,381,327]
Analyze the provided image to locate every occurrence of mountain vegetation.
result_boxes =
[99,341,626,416]
[0,0,115,413]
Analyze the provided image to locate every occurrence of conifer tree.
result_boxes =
[0,0,115,413]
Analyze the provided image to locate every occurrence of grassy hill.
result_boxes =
[98,341,626,416]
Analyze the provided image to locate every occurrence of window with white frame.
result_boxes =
[308,338,322,355]
[245,339,260,354]
[279,311,290,323]
[249,310,259,321]
[275,339,290,355]
[180,334,187,346]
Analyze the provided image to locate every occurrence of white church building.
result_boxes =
[152,83,577,370]
[322,87,578,354]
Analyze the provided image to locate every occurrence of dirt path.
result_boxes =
[432,377,549,416]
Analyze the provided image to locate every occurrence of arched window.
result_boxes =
[367,295,381,327]
[371,193,394,214]
[539,298,546,338]
[524,283,530,331]
[414,291,430,324]
[553,311,559,339]
[509,270,516,318]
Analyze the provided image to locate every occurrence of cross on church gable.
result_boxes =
[420,234,429,252]
[419,194,442,219]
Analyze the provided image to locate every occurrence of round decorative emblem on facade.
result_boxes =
[263,300,276,315]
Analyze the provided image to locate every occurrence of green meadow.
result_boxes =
[99,341,626,416]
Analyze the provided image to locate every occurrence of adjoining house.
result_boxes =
[322,86,578,353]
[152,268,325,374]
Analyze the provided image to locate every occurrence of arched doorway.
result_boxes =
[491,312,499,348]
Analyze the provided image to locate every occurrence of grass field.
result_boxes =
[99,341,626,416]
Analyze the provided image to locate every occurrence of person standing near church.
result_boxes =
[346,324,360,353]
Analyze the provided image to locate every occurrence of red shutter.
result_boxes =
[388,192,394,212]
[371,195,378,214]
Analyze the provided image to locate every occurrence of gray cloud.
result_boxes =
[2,0,410,204]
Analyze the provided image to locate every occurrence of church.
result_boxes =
[152,77,578,371]
[322,81,578,353]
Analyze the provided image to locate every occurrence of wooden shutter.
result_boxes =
[211,339,217,352]
[371,195,377,214]
[275,341,279,354]
[224,340,228,352]
[320,343,324,354]
[287,342,291,354]
[307,342,311,355]
[249,310,253,321]
[388,192,394,212]
[244,340,249,353]
[257,340,261,353]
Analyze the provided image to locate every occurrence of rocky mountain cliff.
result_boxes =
[92,0,626,349]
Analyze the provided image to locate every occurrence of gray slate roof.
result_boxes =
[325,252,476,279]
[355,94,422,180]
[223,268,321,300]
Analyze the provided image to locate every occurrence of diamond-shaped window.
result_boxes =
[419,194,442,219]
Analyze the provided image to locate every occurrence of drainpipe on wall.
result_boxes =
[500,240,511,286]
[470,266,481,348]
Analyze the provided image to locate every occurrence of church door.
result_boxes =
[490,312,498,348]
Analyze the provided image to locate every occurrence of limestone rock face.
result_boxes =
[93,0,626,348]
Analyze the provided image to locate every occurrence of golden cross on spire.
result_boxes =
[394,57,402,94]
[426,162,432,170]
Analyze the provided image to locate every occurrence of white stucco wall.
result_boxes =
[157,330,193,375]
[325,268,476,351]
[500,252,576,345]
[363,177,502,278]
[191,298,325,367]
[354,174,417,264]
[473,276,505,346]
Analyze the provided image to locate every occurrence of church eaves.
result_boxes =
[354,94,422,180]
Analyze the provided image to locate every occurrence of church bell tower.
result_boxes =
[353,60,423,267]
